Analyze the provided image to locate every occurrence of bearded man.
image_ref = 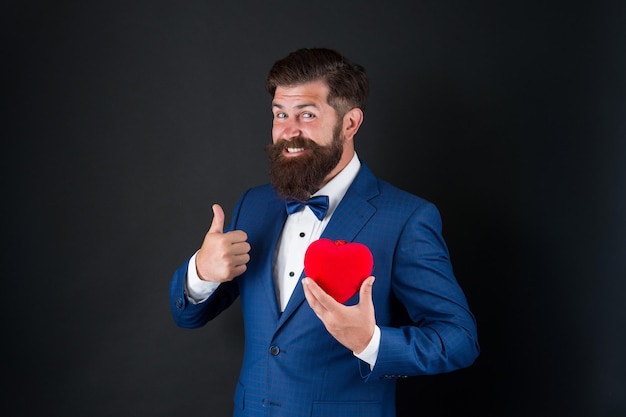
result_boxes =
[169,47,479,417]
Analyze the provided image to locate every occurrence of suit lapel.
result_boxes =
[260,196,288,322]
[276,163,380,330]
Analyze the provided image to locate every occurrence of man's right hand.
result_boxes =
[195,204,251,283]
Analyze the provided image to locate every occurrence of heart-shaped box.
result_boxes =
[304,238,374,303]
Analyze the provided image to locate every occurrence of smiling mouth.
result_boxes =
[287,147,305,153]
[283,147,312,157]
[276,137,317,157]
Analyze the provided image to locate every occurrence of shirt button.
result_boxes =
[289,271,295,277]
[269,345,280,356]
[299,232,305,237]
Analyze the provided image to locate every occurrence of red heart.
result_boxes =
[304,238,374,303]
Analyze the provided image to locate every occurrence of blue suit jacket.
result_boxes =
[170,162,479,417]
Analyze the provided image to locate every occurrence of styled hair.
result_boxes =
[266,48,369,115]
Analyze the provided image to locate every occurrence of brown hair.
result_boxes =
[266,48,369,115]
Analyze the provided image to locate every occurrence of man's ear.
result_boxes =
[342,108,364,141]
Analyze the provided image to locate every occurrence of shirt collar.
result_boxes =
[312,152,361,219]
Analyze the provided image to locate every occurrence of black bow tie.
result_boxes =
[285,195,329,221]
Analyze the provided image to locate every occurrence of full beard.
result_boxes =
[266,129,344,201]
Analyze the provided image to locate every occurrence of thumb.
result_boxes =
[208,203,225,234]
[359,276,375,303]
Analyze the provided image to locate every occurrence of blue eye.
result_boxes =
[275,112,287,119]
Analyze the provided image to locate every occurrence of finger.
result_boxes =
[232,252,251,266]
[359,276,376,303]
[208,204,225,234]
[303,278,336,311]
[302,278,323,313]
[225,230,249,245]
[231,241,251,256]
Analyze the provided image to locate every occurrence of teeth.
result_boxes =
[287,147,304,153]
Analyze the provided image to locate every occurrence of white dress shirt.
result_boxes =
[186,152,380,367]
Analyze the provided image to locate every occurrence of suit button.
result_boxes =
[269,345,280,356]
[175,298,183,309]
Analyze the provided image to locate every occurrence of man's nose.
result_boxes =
[281,120,302,139]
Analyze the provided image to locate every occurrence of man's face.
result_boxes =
[266,80,346,201]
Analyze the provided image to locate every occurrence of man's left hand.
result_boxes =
[302,276,376,354]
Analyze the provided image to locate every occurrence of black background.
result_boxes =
[3,1,625,416]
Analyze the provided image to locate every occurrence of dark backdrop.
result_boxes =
[3,1,625,416]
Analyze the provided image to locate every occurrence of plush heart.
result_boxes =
[304,238,374,303]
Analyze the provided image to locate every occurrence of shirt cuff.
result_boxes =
[354,325,381,370]
[186,251,220,304]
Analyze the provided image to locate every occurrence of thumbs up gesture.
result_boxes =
[195,204,251,283]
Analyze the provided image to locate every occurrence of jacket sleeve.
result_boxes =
[365,201,479,380]
[169,258,240,329]
[168,193,248,329]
